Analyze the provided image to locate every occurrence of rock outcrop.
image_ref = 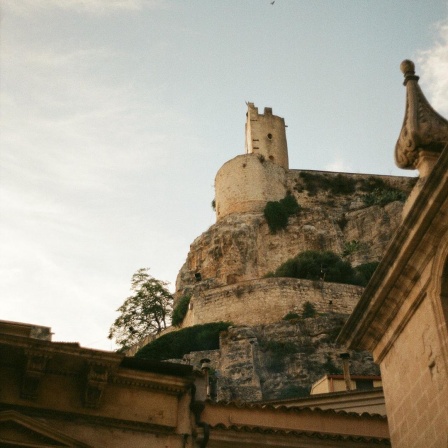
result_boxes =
[176,171,414,305]
[181,316,379,401]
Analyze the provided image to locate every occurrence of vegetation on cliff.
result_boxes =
[298,172,356,196]
[362,187,407,206]
[297,172,410,207]
[264,193,300,233]
[266,250,379,287]
[171,295,191,327]
[283,301,317,321]
[135,322,231,361]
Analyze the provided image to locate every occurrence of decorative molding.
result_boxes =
[0,403,177,434]
[111,369,191,395]
[338,145,448,351]
[21,350,52,400]
[83,361,110,409]
[395,60,448,171]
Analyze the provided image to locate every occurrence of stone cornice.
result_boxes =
[21,349,53,400]
[1,332,195,407]
[338,145,448,353]
[395,60,448,171]
[198,424,391,445]
[0,403,177,434]
[200,400,389,440]
[111,368,193,395]
[0,332,124,364]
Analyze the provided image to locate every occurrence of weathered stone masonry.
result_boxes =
[181,278,363,328]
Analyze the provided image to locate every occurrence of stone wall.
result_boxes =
[214,154,287,220]
[380,290,448,448]
[181,278,363,328]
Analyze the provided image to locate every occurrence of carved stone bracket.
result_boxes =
[21,350,52,400]
[84,362,110,409]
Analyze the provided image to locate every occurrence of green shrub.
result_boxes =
[280,194,300,215]
[271,251,377,287]
[342,240,362,257]
[264,201,288,233]
[264,194,300,233]
[336,214,348,231]
[329,174,356,195]
[277,385,310,399]
[353,262,380,286]
[359,176,386,192]
[171,295,191,327]
[264,340,298,355]
[299,172,323,195]
[299,172,356,196]
[135,322,231,361]
[283,311,300,321]
[302,301,316,318]
[362,188,407,207]
[271,250,358,285]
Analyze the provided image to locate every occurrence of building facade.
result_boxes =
[338,60,448,448]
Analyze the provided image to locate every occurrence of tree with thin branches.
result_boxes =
[108,268,173,350]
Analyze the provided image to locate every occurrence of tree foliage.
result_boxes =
[108,268,173,350]
[172,295,191,327]
[272,251,354,283]
[268,250,378,287]
[264,194,301,233]
[302,301,317,318]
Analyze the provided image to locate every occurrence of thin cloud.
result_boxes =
[418,19,448,116]
[2,0,168,16]
[1,40,190,195]
[324,157,353,173]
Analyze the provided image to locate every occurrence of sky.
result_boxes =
[1,0,447,351]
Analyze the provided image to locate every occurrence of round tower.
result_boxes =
[214,104,289,220]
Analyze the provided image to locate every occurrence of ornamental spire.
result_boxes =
[395,60,448,175]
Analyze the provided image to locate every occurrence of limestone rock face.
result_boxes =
[176,213,263,293]
[176,171,415,304]
[180,317,379,402]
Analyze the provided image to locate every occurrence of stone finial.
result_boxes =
[395,60,448,175]
[400,59,415,77]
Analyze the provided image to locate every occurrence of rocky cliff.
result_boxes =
[176,170,415,302]
[182,315,379,402]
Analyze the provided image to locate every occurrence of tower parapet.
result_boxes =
[245,103,289,170]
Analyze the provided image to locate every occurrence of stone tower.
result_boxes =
[214,103,288,220]
[245,102,289,170]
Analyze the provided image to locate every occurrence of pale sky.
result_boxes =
[1,0,447,350]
